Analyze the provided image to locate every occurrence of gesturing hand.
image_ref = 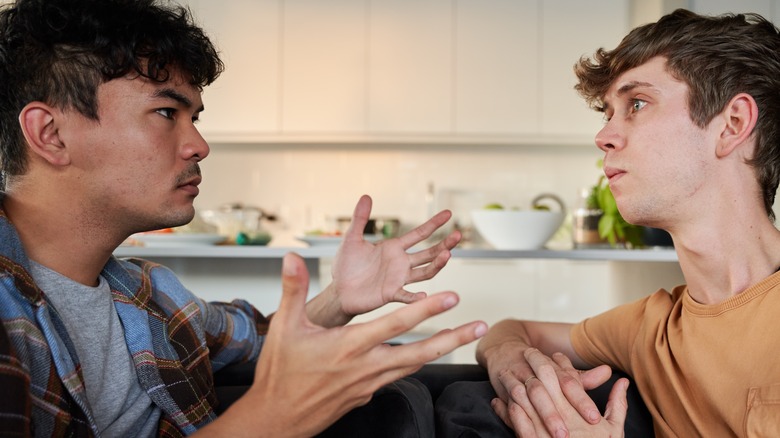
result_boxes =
[328,194,461,319]
[221,252,486,437]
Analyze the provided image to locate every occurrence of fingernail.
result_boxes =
[556,429,567,438]
[442,295,457,309]
[282,254,298,275]
[589,410,600,422]
[475,323,487,338]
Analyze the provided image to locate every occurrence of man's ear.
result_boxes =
[715,93,758,159]
[19,102,71,166]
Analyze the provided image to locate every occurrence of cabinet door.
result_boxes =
[690,0,772,16]
[454,0,540,135]
[540,1,629,139]
[368,0,453,133]
[282,0,368,132]
[187,0,281,139]
[413,258,540,364]
[535,260,612,322]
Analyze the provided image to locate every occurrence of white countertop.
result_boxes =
[113,245,679,262]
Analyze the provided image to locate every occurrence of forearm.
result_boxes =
[477,319,584,370]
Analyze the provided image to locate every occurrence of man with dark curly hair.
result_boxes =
[0,0,487,436]
[437,9,780,437]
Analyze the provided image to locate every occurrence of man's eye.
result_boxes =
[631,99,647,112]
[156,108,175,119]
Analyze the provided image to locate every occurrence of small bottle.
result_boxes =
[572,187,605,249]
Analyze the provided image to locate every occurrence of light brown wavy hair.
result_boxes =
[575,9,780,220]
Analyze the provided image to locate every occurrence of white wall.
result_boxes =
[194,142,604,244]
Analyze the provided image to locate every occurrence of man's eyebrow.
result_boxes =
[152,88,205,112]
[601,81,655,112]
[616,81,655,96]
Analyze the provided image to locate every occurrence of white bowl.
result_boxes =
[471,209,565,250]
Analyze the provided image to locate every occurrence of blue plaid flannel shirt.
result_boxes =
[0,203,269,437]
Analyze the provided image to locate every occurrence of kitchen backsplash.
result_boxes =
[195,142,603,246]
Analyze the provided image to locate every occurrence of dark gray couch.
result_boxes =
[213,362,654,436]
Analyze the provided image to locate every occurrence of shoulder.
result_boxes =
[107,256,195,300]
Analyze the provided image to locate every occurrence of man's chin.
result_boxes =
[167,212,197,229]
[136,210,196,234]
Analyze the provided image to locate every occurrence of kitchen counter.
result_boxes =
[113,245,678,262]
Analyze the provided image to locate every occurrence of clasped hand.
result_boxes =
[492,348,628,437]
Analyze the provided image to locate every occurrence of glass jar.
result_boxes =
[572,187,606,249]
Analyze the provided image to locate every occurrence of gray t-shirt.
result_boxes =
[31,261,161,437]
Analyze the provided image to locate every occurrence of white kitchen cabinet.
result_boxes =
[455,0,628,139]
[368,0,453,133]
[282,0,367,132]
[690,0,773,17]
[187,0,281,138]
[540,1,629,138]
[454,0,540,135]
[632,0,779,25]
[185,0,630,144]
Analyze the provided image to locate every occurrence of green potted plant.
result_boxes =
[587,167,644,248]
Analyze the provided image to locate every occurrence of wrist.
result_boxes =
[481,339,529,372]
[306,284,353,328]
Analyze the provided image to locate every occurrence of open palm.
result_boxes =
[329,195,461,317]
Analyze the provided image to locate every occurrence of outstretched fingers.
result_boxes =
[396,230,461,296]
[397,321,487,365]
[397,209,455,250]
[352,291,461,345]
[349,291,487,359]
[403,247,453,286]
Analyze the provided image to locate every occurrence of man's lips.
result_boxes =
[178,176,201,196]
[603,166,625,183]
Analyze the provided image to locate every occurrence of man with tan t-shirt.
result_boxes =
[435,9,780,437]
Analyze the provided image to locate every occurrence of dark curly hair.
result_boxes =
[575,9,780,220]
[0,0,224,188]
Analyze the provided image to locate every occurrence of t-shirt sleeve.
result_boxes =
[570,290,668,373]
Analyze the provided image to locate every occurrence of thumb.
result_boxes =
[344,195,371,241]
[603,377,629,430]
[276,252,311,326]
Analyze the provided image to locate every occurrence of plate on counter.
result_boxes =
[296,234,383,247]
[133,233,227,247]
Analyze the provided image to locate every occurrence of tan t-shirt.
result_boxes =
[571,272,780,437]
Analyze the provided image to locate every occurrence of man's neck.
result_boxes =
[3,191,120,287]
[673,216,780,305]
